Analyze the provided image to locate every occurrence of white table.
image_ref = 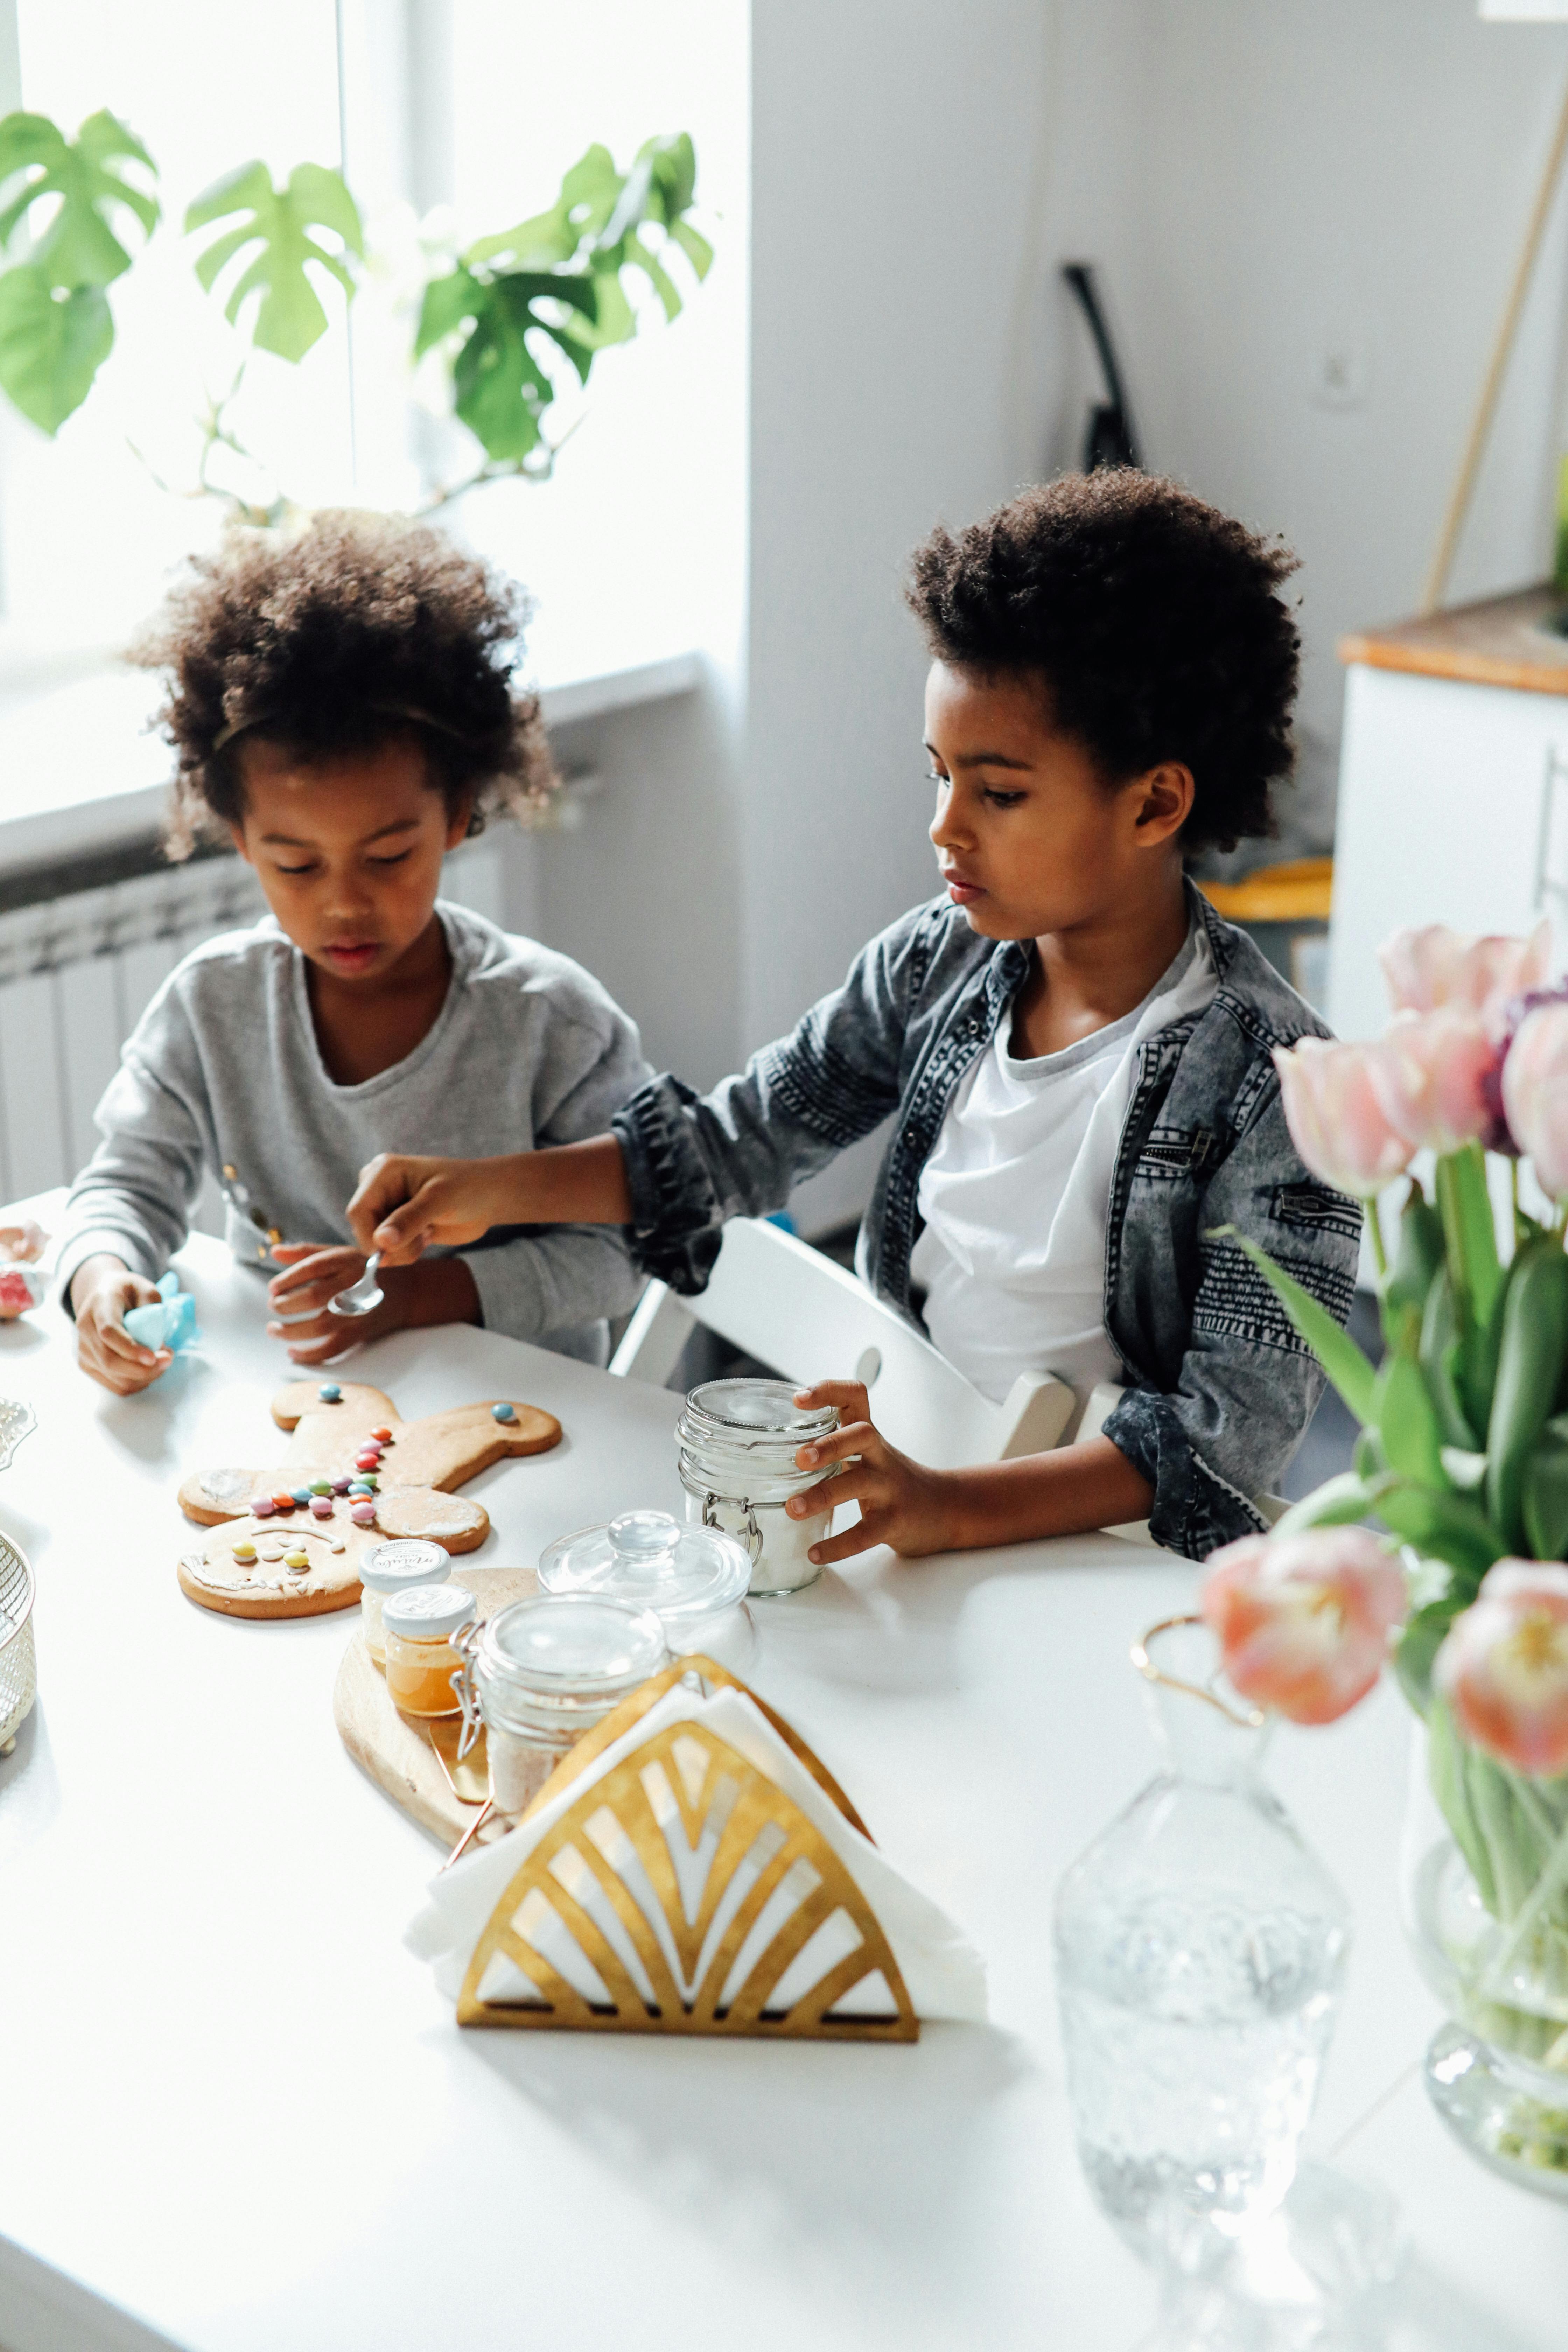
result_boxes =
[0,1226,1564,2352]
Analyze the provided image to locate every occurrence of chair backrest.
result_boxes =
[610,1218,1073,1468]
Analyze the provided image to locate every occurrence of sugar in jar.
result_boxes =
[676,1378,841,1595]
[451,1593,667,1817]
[358,1539,449,1666]
[383,1583,477,1717]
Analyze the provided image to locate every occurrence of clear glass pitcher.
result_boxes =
[1053,1615,1352,2277]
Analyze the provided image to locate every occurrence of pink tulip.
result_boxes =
[1434,1561,1568,1779]
[1273,1038,1413,1200]
[1367,1008,1497,1155]
[1200,1528,1407,1726]
[1502,1000,1568,1201]
[1381,919,1550,1038]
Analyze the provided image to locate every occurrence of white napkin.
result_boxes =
[406,1681,988,2024]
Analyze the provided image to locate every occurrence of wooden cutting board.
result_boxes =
[333,1564,540,1851]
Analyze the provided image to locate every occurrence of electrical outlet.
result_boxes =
[1311,338,1370,412]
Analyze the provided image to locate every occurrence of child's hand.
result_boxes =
[267,1244,401,1364]
[346,1153,510,1264]
[71,1256,175,1394]
[785,1380,960,1564]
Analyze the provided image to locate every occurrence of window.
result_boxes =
[0,0,745,688]
[2,0,349,652]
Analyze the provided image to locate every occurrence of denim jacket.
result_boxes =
[612,882,1362,1559]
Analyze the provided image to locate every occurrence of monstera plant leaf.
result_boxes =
[0,267,112,432]
[419,133,709,471]
[186,160,363,362]
[0,108,157,432]
[0,109,159,288]
[416,265,598,461]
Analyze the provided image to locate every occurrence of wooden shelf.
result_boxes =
[1339,584,1568,695]
[1199,857,1332,924]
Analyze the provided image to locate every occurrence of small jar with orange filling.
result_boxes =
[383,1583,477,1717]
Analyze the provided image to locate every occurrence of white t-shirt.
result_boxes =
[910,924,1219,1408]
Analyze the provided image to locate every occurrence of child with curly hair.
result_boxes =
[61,510,650,1393]
[348,473,1362,1562]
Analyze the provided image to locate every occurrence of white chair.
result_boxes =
[609,1217,1076,1469]
[612,1219,1286,1543]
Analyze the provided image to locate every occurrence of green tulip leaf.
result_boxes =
[186,160,362,363]
[1374,1348,1447,1487]
[1420,1266,1480,1450]
[1438,1446,1488,1491]
[0,266,111,431]
[1524,1416,1568,1561]
[1385,1182,1445,1326]
[1485,1237,1568,1551]
[1395,1601,1458,1717]
[1373,1480,1507,1584]
[0,109,158,290]
[1268,1471,1386,1539]
[1438,1141,1504,1332]
[1354,1425,1387,1481]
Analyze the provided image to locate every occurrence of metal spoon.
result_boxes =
[328,1251,383,1317]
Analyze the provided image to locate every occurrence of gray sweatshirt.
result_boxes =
[58,901,651,1360]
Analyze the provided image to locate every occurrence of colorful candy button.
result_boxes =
[350,1500,377,1526]
[354,1450,379,1470]
[346,1479,371,1496]
[290,1486,313,1505]
[309,1478,332,1496]
[370,1425,392,1443]
[310,1497,334,1519]
[331,1476,352,1495]
[272,1491,296,1512]
[284,1548,310,1570]
[231,1538,257,1564]
[318,1382,342,1402]
[358,1474,378,1491]
[253,1496,277,1519]
[492,1402,517,1423]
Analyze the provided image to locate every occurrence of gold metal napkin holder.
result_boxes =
[456,1657,918,2041]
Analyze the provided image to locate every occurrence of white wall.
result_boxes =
[533,0,1055,1232]
[1033,0,1568,854]
[742,0,1053,1225]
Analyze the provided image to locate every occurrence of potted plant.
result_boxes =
[1206,920,1568,2192]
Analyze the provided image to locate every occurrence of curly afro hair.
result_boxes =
[905,471,1300,858]
[133,509,557,859]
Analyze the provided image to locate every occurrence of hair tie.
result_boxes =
[213,700,486,755]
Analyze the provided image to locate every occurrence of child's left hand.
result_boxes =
[266,1244,400,1363]
[785,1380,959,1564]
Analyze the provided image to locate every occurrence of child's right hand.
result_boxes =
[348,1138,633,1261]
[346,1153,516,1264]
[70,1256,175,1394]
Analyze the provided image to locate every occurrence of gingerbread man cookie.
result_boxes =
[177,1379,561,1620]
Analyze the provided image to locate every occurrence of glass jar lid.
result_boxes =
[382,1582,476,1642]
[360,1539,450,1595]
[682,1378,838,1443]
[475,1592,668,1702]
[538,1508,751,1626]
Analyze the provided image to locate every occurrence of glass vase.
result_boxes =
[1402,1710,1568,2196]
[1054,1616,1352,2278]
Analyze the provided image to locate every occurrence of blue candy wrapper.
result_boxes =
[125,1272,201,1353]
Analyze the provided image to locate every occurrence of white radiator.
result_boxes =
[0,838,510,1212]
